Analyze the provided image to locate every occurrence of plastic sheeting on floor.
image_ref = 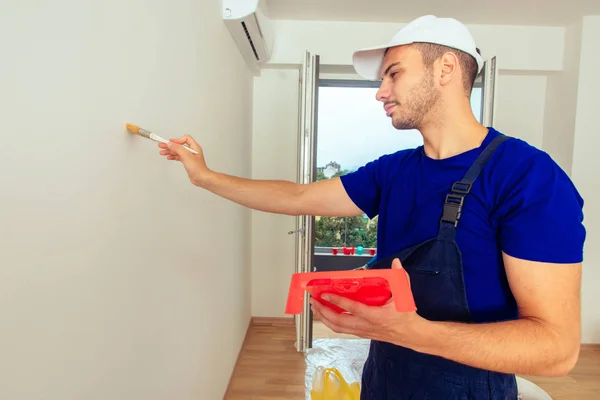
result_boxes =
[303,338,552,400]
[304,338,369,399]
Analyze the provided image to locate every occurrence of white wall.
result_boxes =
[252,16,600,344]
[251,69,300,317]
[571,16,600,344]
[543,21,583,175]
[0,1,253,399]
[495,74,547,148]
[269,20,565,72]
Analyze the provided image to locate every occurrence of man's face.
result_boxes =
[376,45,440,130]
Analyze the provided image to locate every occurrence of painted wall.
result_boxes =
[251,69,300,317]
[542,21,583,175]
[268,20,565,72]
[495,74,547,148]
[571,16,600,344]
[0,0,253,398]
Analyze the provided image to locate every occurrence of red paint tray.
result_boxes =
[285,268,416,314]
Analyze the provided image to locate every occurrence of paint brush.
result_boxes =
[125,123,199,154]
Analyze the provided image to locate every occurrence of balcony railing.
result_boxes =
[313,246,376,272]
[314,246,376,257]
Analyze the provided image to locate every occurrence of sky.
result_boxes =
[316,86,483,171]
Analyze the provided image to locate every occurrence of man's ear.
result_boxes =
[438,52,459,87]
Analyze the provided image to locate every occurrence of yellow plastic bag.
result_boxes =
[310,366,361,400]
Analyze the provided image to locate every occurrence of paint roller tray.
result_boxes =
[285,269,416,314]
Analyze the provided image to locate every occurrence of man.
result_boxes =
[159,15,585,400]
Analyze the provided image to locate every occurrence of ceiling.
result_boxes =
[265,0,600,26]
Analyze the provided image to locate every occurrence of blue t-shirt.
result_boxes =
[340,128,586,322]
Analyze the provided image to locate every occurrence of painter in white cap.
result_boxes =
[352,15,484,132]
[163,15,585,400]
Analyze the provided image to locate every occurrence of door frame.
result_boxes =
[293,50,320,352]
[480,55,498,126]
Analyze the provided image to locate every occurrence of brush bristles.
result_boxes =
[125,124,152,139]
[125,123,140,134]
[126,123,152,139]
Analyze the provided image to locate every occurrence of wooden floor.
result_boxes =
[225,318,600,400]
[224,318,305,399]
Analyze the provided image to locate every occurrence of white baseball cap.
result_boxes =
[352,15,484,80]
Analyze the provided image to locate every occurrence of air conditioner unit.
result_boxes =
[223,0,274,72]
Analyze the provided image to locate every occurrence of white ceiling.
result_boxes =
[266,0,600,26]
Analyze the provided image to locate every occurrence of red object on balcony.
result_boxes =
[342,246,354,255]
[369,249,376,256]
[331,248,338,255]
[285,268,416,314]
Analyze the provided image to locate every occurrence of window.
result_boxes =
[315,80,422,251]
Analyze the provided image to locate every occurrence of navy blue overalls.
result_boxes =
[362,134,518,399]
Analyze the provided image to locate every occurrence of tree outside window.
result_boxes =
[314,165,378,248]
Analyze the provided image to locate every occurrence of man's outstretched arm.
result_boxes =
[159,135,365,217]
[201,172,364,217]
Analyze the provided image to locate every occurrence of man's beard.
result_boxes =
[391,72,440,130]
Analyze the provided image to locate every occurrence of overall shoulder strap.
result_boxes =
[440,134,509,229]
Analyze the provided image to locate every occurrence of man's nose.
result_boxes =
[376,81,390,102]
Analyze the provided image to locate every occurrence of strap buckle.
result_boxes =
[441,194,464,226]
[451,181,472,194]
